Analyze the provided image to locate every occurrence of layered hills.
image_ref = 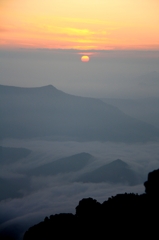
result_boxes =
[0,146,31,164]
[0,84,159,142]
[77,159,142,185]
[101,97,159,129]
[26,152,94,176]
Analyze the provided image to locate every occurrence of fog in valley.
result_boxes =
[1,139,159,239]
[0,49,159,239]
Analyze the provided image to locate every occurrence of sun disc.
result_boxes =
[81,55,90,62]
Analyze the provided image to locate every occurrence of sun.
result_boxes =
[81,55,90,62]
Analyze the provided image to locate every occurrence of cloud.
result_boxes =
[0,181,144,219]
[0,180,144,239]
[0,139,159,239]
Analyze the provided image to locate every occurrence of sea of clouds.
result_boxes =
[0,139,159,239]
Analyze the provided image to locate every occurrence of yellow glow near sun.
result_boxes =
[81,56,90,62]
[0,0,159,50]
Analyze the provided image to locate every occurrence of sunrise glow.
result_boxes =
[0,0,159,50]
[81,56,90,62]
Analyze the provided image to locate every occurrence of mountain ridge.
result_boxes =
[76,158,142,185]
[1,84,159,142]
[25,152,94,176]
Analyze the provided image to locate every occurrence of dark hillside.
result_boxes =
[0,84,159,142]
[22,169,159,240]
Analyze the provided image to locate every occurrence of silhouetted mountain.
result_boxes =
[77,159,142,185]
[22,169,159,240]
[26,152,94,176]
[0,84,159,142]
[144,169,159,195]
[0,146,31,164]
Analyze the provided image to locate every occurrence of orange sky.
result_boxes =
[0,0,159,50]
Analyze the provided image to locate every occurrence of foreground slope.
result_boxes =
[0,84,159,142]
[22,169,159,240]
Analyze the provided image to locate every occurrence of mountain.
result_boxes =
[26,152,94,176]
[0,84,159,142]
[0,146,31,164]
[101,97,159,129]
[0,177,30,201]
[77,159,143,185]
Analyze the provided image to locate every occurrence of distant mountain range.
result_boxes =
[77,159,143,185]
[0,146,31,164]
[21,151,143,186]
[0,84,159,142]
[0,149,144,202]
[26,152,94,176]
[101,97,159,129]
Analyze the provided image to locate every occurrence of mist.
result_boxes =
[1,138,159,239]
[0,48,159,239]
[1,139,159,239]
[0,49,159,98]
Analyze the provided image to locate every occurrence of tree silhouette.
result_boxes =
[23,168,159,240]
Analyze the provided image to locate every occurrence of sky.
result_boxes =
[0,0,159,50]
[0,49,159,98]
[0,2,159,238]
[0,0,159,98]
